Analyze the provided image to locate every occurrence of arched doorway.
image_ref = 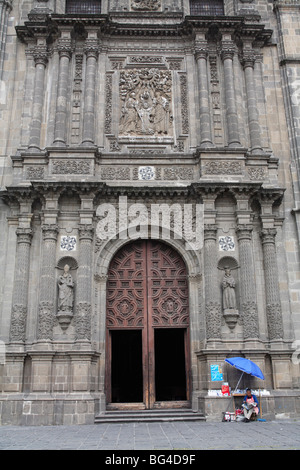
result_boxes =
[105,240,190,409]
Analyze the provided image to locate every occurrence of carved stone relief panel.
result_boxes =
[131,0,161,11]
[99,165,194,181]
[119,68,173,137]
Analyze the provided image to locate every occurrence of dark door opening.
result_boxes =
[111,330,143,403]
[155,329,187,402]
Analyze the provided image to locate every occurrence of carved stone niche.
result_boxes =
[56,256,78,331]
[218,256,240,330]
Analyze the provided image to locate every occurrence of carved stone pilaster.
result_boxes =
[37,301,54,341]
[260,228,284,340]
[236,225,259,339]
[204,225,222,339]
[75,225,94,341]
[75,302,92,341]
[37,224,58,341]
[9,228,33,343]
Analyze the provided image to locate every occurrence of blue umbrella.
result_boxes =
[225,357,265,381]
[223,357,265,421]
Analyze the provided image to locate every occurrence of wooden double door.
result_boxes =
[106,240,190,409]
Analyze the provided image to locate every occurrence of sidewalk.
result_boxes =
[1,419,300,450]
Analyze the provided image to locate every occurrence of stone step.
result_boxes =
[95,409,205,423]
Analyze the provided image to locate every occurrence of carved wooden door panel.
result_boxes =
[106,240,190,409]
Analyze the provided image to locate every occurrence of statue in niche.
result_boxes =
[222,267,237,311]
[221,266,239,330]
[57,264,74,315]
[119,68,173,136]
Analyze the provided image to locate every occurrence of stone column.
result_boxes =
[221,36,241,147]
[260,228,284,340]
[28,39,48,150]
[75,225,94,343]
[242,45,263,154]
[195,37,213,147]
[236,224,259,339]
[82,34,99,145]
[53,33,72,146]
[9,228,33,343]
[37,224,59,342]
[204,225,222,340]
[0,0,13,78]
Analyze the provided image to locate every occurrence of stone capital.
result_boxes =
[41,224,59,241]
[78,224,94,241]
[236,224,253,241]
[260,228,277,244]
[16,228,33,244]
[195,40,208,60]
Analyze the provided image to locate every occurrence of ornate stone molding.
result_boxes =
[131,0,161,10]
[260,228,284,340]
[41,224,59,241]
[75,302,92,341]
[10,304,27,342]
[37,301,54,341]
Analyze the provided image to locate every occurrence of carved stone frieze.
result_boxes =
[26,166,44,180]
[203,161,243,175]
[131,0,161,10]
[119,68,173,136]
[99,166,194,181]
[52,160,91,175]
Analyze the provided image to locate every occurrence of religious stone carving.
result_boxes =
[131,0,161,10]
[119,68,173,136]
[222,267,239,330]
[57,265,74,330]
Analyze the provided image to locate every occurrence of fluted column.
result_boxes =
[221,37,241,147]
[28,40,48,150]
[37,224,59,342]
[9,228,33,343]
[242,45,263,154]
[75,225,94,342]
[53,34,72,146]
[195,38,213,147]
[204,225,222,340]
[236,225,259,339]
[260,228,284,340]
[82,35,99,145]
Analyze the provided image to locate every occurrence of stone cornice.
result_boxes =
[16,13,272,47]
[0,182,285,207]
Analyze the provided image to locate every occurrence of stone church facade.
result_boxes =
[0,0,299,424]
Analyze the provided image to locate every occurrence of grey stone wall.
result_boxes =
[0,0,299,424]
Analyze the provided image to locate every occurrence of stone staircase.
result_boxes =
[95,408,205,423]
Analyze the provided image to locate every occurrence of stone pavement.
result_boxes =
[0,419,300,450]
